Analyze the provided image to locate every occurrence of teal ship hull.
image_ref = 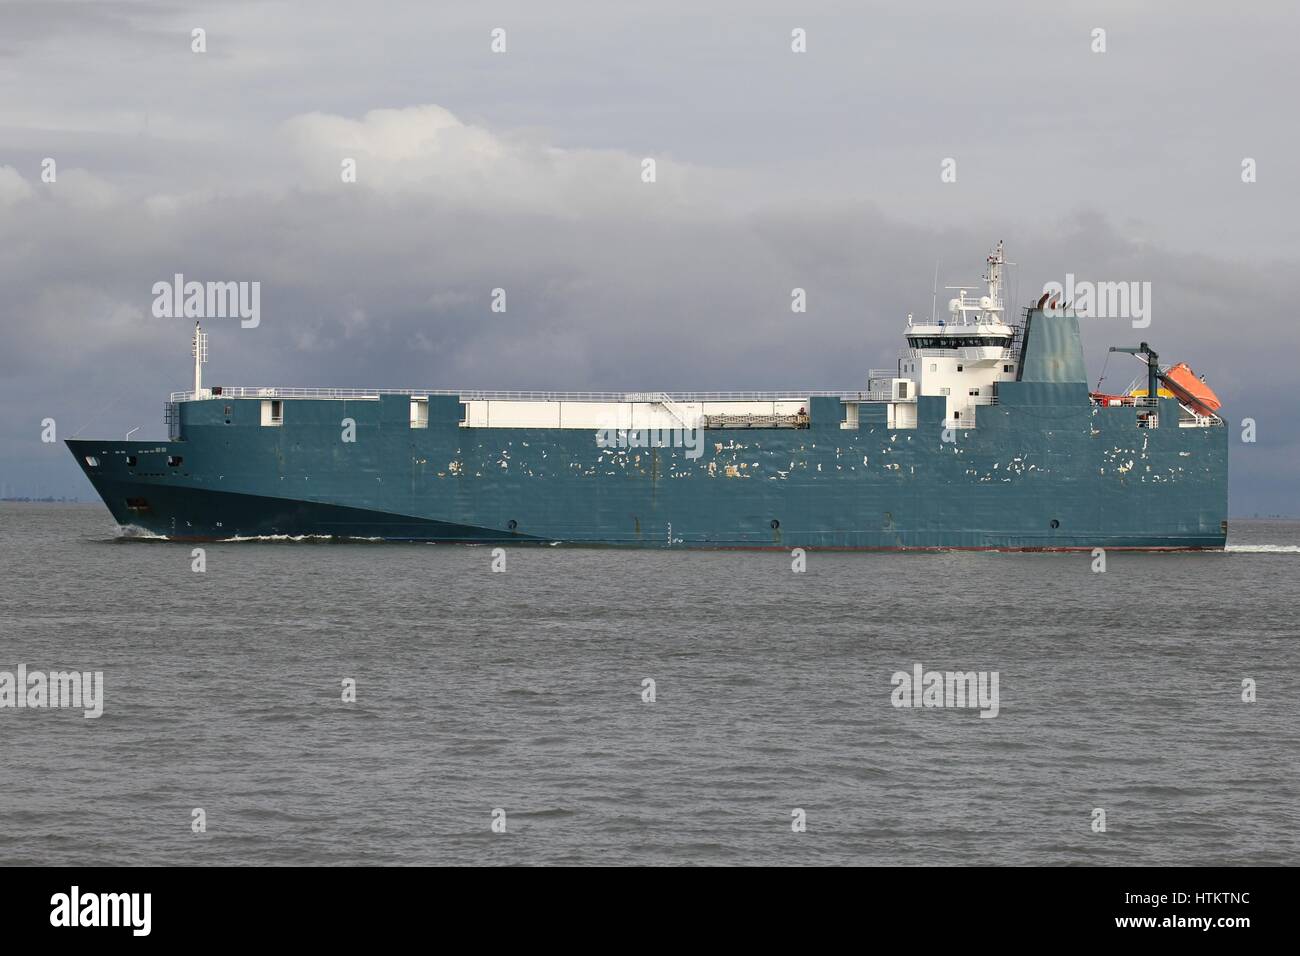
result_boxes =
[68,307,1229,549]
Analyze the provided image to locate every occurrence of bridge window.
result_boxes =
[906,336,1012,349]
[969,388,980,396]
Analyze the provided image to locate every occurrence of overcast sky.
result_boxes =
[2,0,1296,514]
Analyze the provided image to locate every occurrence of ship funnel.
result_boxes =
[1018,307,1087,384]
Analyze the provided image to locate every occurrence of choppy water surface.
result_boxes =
[1,503,1296,865]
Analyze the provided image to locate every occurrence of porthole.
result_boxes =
[507,519,518,531]
[125,455,137,467]
[1049,519,1060,529]
[770,519,780,530]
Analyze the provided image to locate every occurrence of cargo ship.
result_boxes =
[68,243,1228,549]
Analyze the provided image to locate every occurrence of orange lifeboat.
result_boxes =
[1126,385,1176,400]
[1159,362,1221,416]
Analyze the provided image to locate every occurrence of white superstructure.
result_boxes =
[880,241,1018,427]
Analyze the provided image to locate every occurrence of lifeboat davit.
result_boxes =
[1159,362,1221,417]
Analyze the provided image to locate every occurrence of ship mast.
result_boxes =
[945,240,1012,326]
[192,321,207,398]
[983,240,1007,317]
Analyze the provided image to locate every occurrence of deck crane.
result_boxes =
[1108,343,1160,409]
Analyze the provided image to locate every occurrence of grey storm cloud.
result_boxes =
[1,0,1297,513]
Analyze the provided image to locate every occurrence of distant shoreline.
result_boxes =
[1,497,88,504]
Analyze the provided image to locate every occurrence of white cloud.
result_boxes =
[0,166,35,205]
[280,103,689,215]
[52,168,120,209]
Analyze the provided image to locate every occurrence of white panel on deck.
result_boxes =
[629,403,702,429]
[409,396,429,428]
[487,400,561,428]
[890,403,918,429]
[458,398,811,429]
[699,401,806,417]
[557,402,629,429]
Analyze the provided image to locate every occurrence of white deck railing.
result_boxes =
[1090,395,1160,408]
[170,386,877,403]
